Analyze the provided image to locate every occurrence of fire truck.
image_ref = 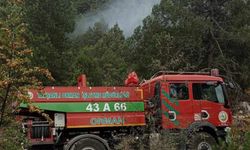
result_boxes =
[18,69,232,150]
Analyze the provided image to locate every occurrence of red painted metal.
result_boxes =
[141,75,223,86]
[140,74,232,130]
[28,86,143,102]
[66,112,145,128]
[77,74,87,87]
[26,73,232,130]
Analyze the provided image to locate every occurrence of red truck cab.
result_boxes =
[140,70,232,149]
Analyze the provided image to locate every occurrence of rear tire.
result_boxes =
[69,138,106,150]
[188,132,217,150]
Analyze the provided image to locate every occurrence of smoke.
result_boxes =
[71,0,160,38]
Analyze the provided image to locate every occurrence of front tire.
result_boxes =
[188,132,217,150]
[69,138,106,150]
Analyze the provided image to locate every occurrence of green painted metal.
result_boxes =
[161,89,180,126]
[162,100,179,115]
[20,102,144,112]
[162,90,179,106]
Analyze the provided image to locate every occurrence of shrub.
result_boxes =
[0,120,29,150]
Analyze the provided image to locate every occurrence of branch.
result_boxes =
[0,84,11,126]
[211,17,227,33]
[209,29,224,57]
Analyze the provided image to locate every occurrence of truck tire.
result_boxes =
[69,138,106,150]
[188,132,217,150]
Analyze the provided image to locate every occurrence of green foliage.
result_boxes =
[0,0,52,149]
[17,0,250,89]
[71,24,127,86]
[218,115,250,150]
[92,24,127,85]
[0,120,29,150]
[73,0,111,14]
[74,21,108,48]
[125,0,250,88]
[126,0,207,79]
[243,132,250,149]
[23,0,76,85]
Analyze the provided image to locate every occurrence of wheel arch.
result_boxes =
[187,121,218,141]
[64,134,110,150]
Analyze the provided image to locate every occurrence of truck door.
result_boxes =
[161,82,193,129]
[192,82,231,126]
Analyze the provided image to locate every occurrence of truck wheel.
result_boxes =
[188,132,217,150]
[69,138,106,150]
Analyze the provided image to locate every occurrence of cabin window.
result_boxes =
[169,83,189,100]
[192,83,225,104]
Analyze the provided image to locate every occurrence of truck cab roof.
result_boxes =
[141,74,223,86]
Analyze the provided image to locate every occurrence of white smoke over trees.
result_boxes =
[71,0,160,38]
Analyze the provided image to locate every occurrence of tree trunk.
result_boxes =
[207,40,215,68]
[0,84,11,126]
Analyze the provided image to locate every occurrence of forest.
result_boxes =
[0,0,250,149]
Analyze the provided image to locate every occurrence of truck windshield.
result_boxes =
[192,83,226,105]
[214,84,225,104]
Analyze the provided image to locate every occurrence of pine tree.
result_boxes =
[71,24,127,86]
[0,0,53,125]
[0,0,52,149]
[23,0,76,85]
